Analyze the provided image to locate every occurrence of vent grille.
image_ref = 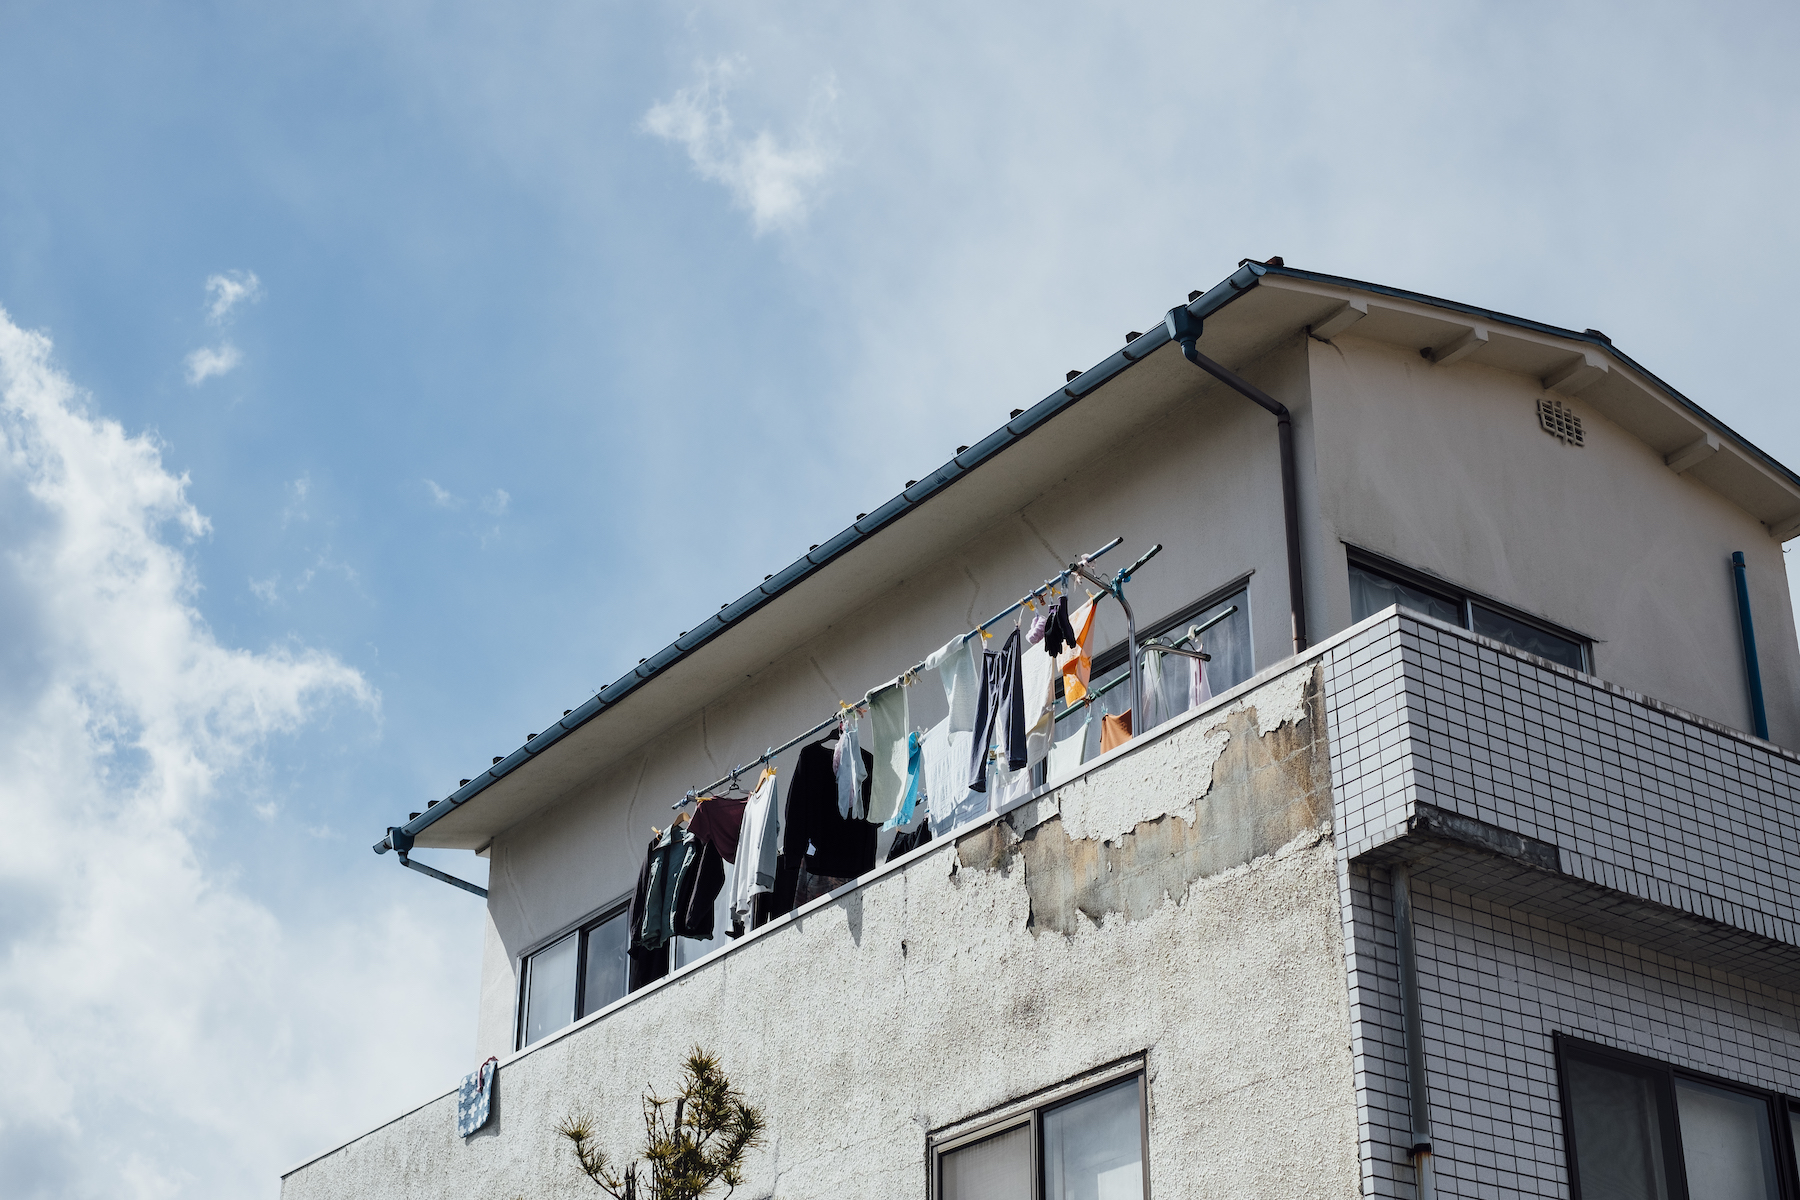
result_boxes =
[1537,396,1585,446]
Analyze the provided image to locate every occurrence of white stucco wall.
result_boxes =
[1305,333,1799,743]
[286,684,1360,1200]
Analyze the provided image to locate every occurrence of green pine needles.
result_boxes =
[555,1048,767,1200]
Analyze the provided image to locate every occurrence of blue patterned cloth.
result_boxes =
[456,1058,497,1137]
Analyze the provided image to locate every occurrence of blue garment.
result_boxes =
[457,1058,497,1137]
[882,732,923,831]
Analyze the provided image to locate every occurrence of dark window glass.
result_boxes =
[1349,564,1462,626]
[1042,1078,1144,1200]
[582,912,629,1017]
[940,1124,1031,1200]
[521,931,578,1047]
[1565,1053,1674,1200]
[1789,1107,1800,1178]
[1674,1078,1780,1200]
[1471,604,1585,670]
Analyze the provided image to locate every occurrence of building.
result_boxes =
[281,260,1800,1199]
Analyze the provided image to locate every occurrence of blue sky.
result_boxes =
[2,1,1797,1195]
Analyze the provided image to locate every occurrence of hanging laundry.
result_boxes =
[1044,594,1078,657]
[1100,709,1133,753]
[885,817,933,862]
[923,717,979,832]
[1058,597,1099,705]
[834,712,868,819]
[865,681,910,827]
[924,632,982,734]
[1026,606,1048,645]
[688,794,747,863]
[1190,646,1212,708]
[882,730,924,832]
[968,628,1027,793]
[671,835,726,941]
[456,1057,498,1138]
[628,830,672,989]
[1141,647,1166,732]
[1021,637,1056,766]
[989,755,1034,807]
[729,768,780,934]
[1046,710,1090,784]
[634,822,684,951]
[774,739,876,915]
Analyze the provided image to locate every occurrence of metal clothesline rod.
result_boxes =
[675,535,1128,809]
[1054,603,1240,718]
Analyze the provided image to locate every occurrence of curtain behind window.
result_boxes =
[1566,1055,1672,1200]
[940,1125,1032,1200]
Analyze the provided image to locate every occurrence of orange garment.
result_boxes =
[1057,597,1100,704]
[1100,709,1133,752]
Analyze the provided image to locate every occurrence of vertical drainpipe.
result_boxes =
[1731,552,1770,740]
[1391,865,1436,1200]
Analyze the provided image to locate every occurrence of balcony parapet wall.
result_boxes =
[1325,610,1800,988]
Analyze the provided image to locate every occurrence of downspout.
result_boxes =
[1163,305,1309,654]
[385,826,489,898]
[1391,865,1436,1200]
[1731,551,1770,740]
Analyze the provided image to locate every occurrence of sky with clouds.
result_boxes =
[1,1,1797,1196]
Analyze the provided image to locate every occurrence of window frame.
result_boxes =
[928,1062,1151,1200]
[1556,1034,1800,1200]
[514,894,635,1051]
[1347,547,1591,673]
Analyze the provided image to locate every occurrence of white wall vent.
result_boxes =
[1537,396,1585,446]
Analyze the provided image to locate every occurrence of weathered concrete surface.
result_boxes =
[284,691,1357,1200]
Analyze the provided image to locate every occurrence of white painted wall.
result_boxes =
[1305,333,1799,742]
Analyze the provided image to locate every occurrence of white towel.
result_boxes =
[1046,714,1089,785]
[865,681,909,826]
[923,718,980,832]
[925,632,981,734]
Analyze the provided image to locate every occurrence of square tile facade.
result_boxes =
[1321,612,1800,1199]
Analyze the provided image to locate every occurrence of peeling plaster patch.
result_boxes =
[1055,663,1320,845]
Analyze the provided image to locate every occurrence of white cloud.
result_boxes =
[205,270,262,323]
[249,574,280,604]
[424,478,459,508]
[184,342,241,384]
[0,307,466,1199]
[644,59,837,234]
[480,487,509,515]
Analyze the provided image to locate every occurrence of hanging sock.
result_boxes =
[1100,709,1133,753]
[1044,594,1078,656]
[1057,597,1099,705]
[865,681,910,827]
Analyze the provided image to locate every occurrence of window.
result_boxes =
[517,904,632,1049]
[1558,1037,1799,1200]
[1348,550,1588,672]
[933,1072,1148,1200]
[1049,584,1252,764]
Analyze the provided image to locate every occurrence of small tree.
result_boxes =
[556,1048,766,1200]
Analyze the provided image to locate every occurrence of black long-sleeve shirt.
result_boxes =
[773,739,876,913]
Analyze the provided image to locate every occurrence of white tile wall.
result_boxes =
[1322,612,1800,1199]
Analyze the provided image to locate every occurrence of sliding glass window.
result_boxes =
[517,904,632,1049]
[1349,552,1588,672]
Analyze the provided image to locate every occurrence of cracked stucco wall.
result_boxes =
[284,665,1355,1200]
